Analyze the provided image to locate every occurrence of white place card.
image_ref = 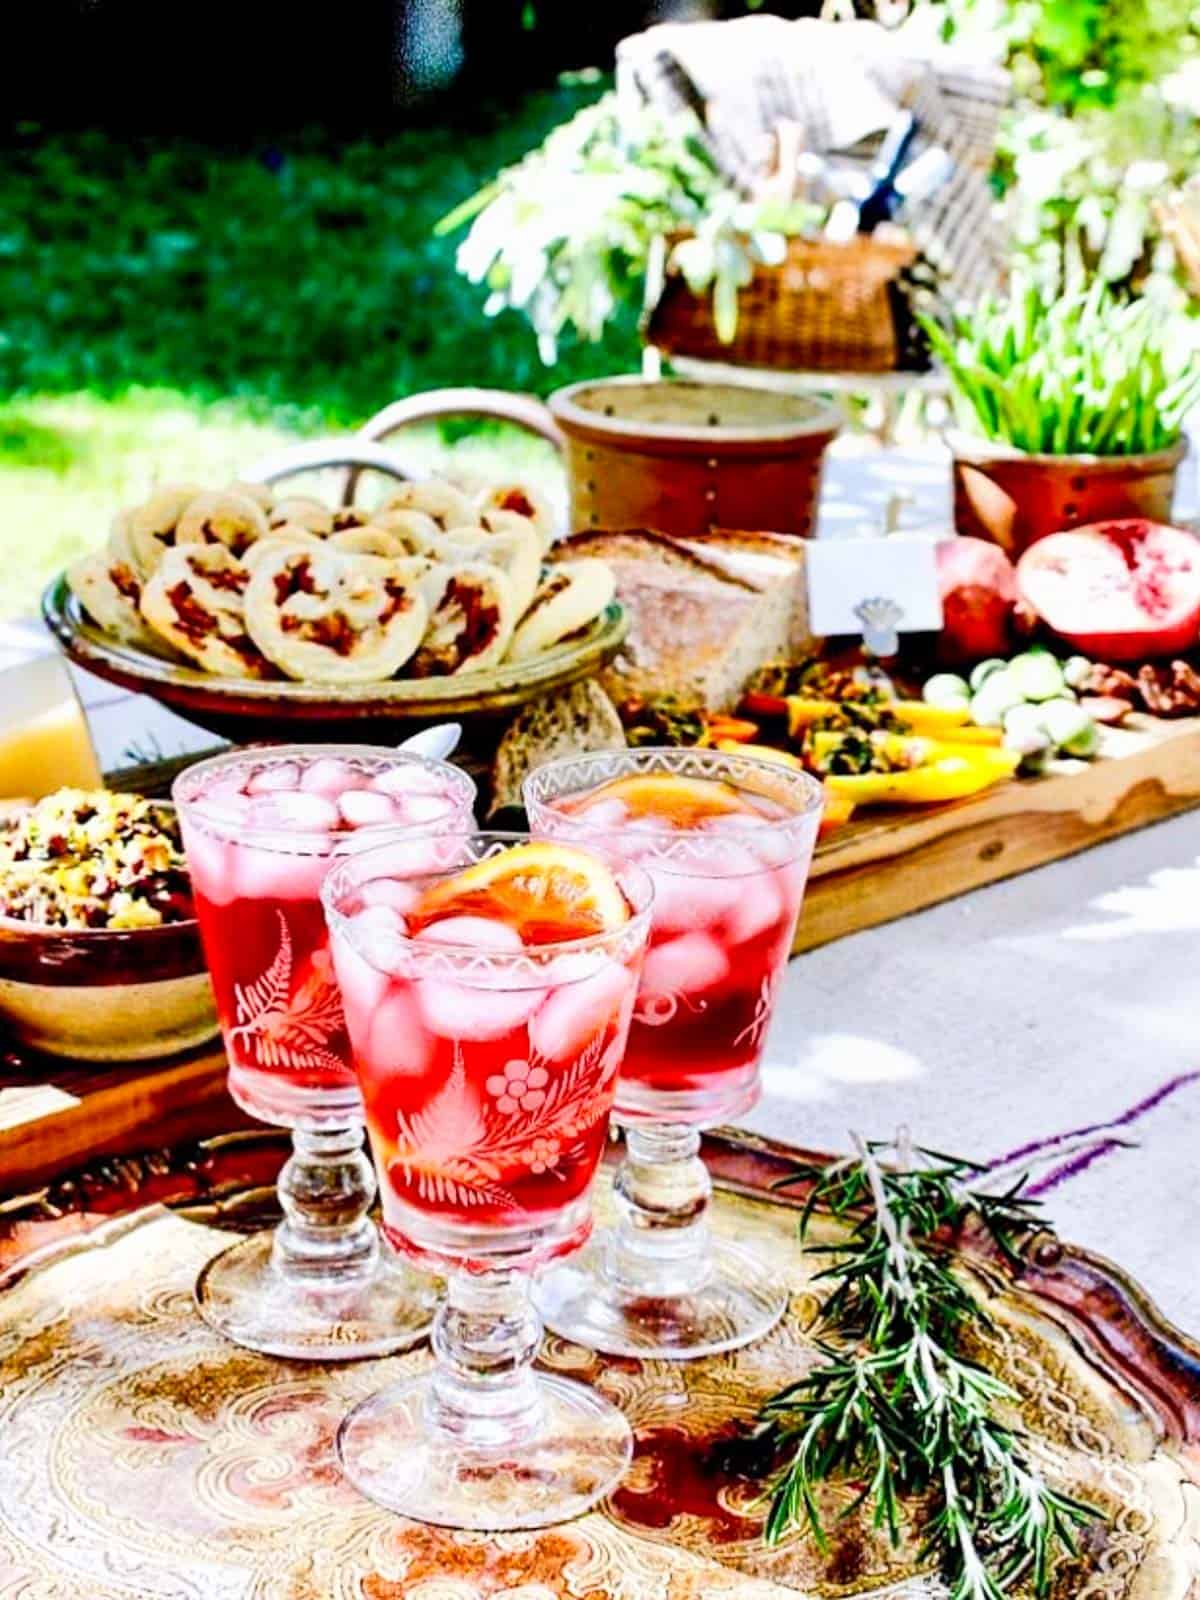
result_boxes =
[806,537,943,654]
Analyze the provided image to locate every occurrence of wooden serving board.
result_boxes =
[795,710,1200,953]
[0,1044,240,1198]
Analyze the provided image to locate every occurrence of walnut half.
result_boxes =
[1136,660,1200,717]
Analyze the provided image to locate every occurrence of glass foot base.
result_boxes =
[534,1233,788,1360]
[337,1372,633,1530]
[195,1228,439,1362]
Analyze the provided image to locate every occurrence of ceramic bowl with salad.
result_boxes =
[0,789,217,1061]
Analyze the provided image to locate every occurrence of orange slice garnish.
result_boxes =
[570,773,753,829]
[409,841,629,946]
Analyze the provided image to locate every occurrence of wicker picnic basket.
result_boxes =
[645,235,918,373]
[625,15,1009,375]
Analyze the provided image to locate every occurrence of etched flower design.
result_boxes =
[528,1137,561,1174]
[484,1059,549,1114]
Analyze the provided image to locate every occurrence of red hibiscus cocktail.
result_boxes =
[174,744,475,1361]
[548,772,807,1122]
[524,748,822,1360]
[322,832,652,1530]
[180,749,473,1125]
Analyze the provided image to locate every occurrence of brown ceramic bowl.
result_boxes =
[0,803,217,1062]
[548,376,841,540]
[41,576,628,745]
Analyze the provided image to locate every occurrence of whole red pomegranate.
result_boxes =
[936,537,1018,665]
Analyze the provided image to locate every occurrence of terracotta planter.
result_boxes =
[548,377,841,539]
[950,432,1187,557]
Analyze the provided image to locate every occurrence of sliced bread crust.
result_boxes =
[491,680,627,813]
[677,528,815,659]
[554,528,759,591]
[550,527,796,710]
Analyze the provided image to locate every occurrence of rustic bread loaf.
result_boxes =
[551,528,796,710]
[490,680,627,814]
[676,528,815,660]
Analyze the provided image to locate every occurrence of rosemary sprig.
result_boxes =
[721,1132,1095,1600]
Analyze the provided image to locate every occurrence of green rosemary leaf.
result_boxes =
[723,1133,1097,1599]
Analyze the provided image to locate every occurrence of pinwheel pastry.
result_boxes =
[242,527,328,569]
[437,523,541,618]
[268,496,334,536]
[244,544,430,684]
[328,544,449,613]
[328,525,412,559]
[67,512,166,653]
[126,482,207,578]
[478,506,544,544]
[377,477,475,531]
[475,480,557,549]
[410,561,518,677]
[329,505,375,533]
[506,559,616,661]
[473,480,560,550]
[227,479,275,511]
[373,509,443,554]
[175,488,271,560]
[398,556,452,613]
[70,473,615,688]
[140,545,275,678]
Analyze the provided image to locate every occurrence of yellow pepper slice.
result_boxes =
[810,732,1004,765]
[819,785,857,835]
[786,697,842,734]
[888,701,972,734]
[929,725,1003,747]
[824,747,1020,805]
[809,731,923,764]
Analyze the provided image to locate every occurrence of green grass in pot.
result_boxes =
[922,282,1200,456]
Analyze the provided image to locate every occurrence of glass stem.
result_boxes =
[272,1125,379,1286]
[427,1270,544,1450]
[607,1124,712,1299]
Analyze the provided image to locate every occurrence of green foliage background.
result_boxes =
[958,0,1199,110]
[0,86,639,427]
[0,85,638,617]
[941,0,1200,286]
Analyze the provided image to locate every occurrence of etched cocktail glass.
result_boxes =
[322,830,652,1529]
[524,747,823,1359]
[174,744,476,1360]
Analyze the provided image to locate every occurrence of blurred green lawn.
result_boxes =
[0,83,638,619]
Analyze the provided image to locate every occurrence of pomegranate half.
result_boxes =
[1016,519,1200,662]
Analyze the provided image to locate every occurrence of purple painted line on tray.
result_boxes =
[1026,1139,1128,1197]
[986,1071,1200,1174]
